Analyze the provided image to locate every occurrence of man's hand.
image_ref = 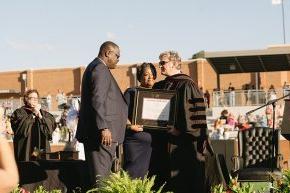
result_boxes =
[101,128,112,146]
[130,125,143,132]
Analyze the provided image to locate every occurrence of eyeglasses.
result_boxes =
[110,51,120,59]
[28,97,39,101]
[159,61,170,67]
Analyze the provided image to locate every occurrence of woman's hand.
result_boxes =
[130,125,143,132]
[33,104,42,119]
[167,125,181,136]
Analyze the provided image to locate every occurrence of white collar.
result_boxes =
[97,57,107,66]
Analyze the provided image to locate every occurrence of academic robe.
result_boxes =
[10,106,56,161]
[153,73,210,193]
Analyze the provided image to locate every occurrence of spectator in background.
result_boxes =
[0,107,7,137]
[10,89,56,161]
[213,88,220,106]
[0,107,13,139]
[0,137,19,193]
[67,94,74,106]
[62,92,67,104]
[228,82,235,106]
[59,105,70,128]
[256,114,268,127]
[46,92,52,111]
[283,81,288,89]
[227,113,236,127]
[56,89,67,110]
[228,82,235,91]
[204,90,210,108]
[259,85,266,104]
[66,98,85,160]
[56,89,62,106]
[199,87,204,93]
[268,84,277,101]
[237,115,250,130]
[219,89,225,106]
[283,81,290,99]
[244,84,250,105]
[248,85,253,105]
[219,109,229,124]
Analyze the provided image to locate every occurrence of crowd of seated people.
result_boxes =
[210,105,284,140]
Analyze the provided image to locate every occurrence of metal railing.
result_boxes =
[211,89,290,107]
[39,96,80,111]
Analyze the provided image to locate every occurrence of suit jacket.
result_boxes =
[76,58,127,148]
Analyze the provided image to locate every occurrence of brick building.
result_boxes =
[0,46,289,109]
[0,59,289,96]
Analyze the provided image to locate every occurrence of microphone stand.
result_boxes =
[246,93,290,192]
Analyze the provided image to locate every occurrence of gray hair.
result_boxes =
[159,51,182,70]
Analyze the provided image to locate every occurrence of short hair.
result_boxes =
[136,63,157,82]
[159,51,182,70]
[98,41,119,56]
[221,109,228,116]
[23,89,39,106]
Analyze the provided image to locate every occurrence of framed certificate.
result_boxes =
[132,88,177,129]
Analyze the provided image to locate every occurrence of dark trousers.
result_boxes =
[84,143,117,187]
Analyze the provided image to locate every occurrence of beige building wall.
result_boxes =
[219,73,252,90]
[195,60,217,90]
[111,65,134,92]
[0,71,22,92]
[32,68,82,95]
[260,71,288,90]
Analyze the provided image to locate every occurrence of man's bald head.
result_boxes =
[98,41,119,57]
[98,41,120,69]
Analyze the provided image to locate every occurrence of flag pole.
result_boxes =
[281,0,286,43]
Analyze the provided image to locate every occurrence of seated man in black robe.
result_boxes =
[153,51,211,193]
[10,89,56,161]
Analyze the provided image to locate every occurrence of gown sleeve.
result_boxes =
[10,108,34,139]
[177,81,208,153]
[37,111,56,140]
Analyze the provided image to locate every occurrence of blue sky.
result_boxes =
[0,0,289,72]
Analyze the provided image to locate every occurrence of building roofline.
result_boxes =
[193,45,290,59]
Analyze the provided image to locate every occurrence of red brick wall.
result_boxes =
[0,60,289,98]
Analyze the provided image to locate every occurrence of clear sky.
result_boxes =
[0,0,289,72]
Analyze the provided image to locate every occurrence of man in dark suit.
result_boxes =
[76,41,127,186]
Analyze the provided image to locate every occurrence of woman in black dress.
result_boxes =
[123,62,157,178]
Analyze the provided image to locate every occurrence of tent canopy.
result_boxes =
[192,46,290,74]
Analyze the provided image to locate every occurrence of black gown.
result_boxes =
[123,87,152,179]
[153,73,210,193]
[10,106,56,161]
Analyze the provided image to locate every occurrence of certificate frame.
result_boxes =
[132,88,177,129]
